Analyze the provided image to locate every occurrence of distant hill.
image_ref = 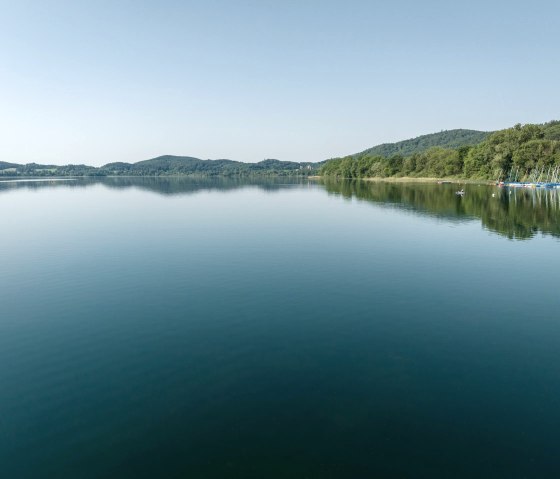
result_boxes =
[101,156,315,176]
[356,129,491,158]
[0,155,318,177]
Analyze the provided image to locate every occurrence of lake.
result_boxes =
[1,177,559,478]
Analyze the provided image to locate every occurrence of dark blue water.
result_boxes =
[1,178,559,478]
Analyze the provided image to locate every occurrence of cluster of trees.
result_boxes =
[463,122,560,178]
[321,121,560,180]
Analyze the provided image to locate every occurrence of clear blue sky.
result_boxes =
[1,0,558,166]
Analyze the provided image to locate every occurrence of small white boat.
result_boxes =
[456,189,465,196]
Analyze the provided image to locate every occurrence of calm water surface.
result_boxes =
[1,178,559,478]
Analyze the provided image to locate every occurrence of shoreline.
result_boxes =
[2,174,494,186]
[309,175,494,185]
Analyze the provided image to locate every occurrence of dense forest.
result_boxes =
[321,121,560,180]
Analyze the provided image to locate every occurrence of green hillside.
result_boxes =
[356,129,491,158]
[321,121,560,180]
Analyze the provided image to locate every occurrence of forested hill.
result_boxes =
[0,156,318,177]
[320,121,560,180]
[103,156,316,176]
[356,129,491,158]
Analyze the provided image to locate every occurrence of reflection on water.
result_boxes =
[2,177,559,240]
[321,179,560,240]
[0,176,304,196]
